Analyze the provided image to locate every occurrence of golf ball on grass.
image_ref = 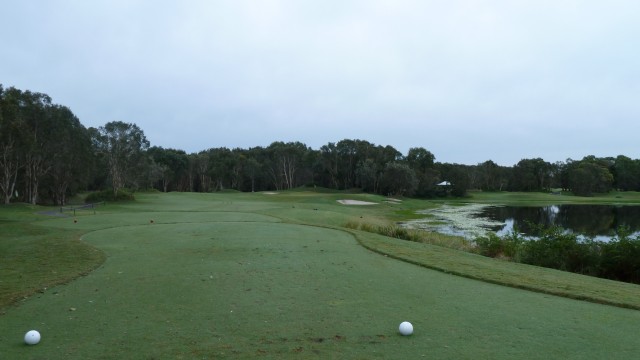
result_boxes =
[24,330,41,345]
[399,321,413,336]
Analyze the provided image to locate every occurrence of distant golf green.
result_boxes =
[2,192,640,359]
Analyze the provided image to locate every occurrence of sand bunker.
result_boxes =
[385,198,402,203]
[337,199,378,205]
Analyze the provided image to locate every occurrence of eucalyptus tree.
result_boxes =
[193,151,211,192]
[550,161,566,190]
[567,156,614,196]
[243,146,271,192]
[375,145,403,167]
[46,105,93,205]
[91,121,150,196]
[316,140,384,191]
[206,147,235,191]
[20,90,53,204]
[406,147,435,172]
[1,85,94,204]
[380,162,418,196]
[147,146,189,192]
[406,147,440,197]
[229,148,247,190]
[509,158,552,191]
[265,141,310,190]
[355,158,380,193]
[613,155,640,191]
[0,86,60,204]
[0,85,23,203]
[335,139,379,189]
[242,156,261,192]
[336,139,359,189]
[300,148,319,188]
[476,160,506,191]
[436,162,471,197]
[0,87,53,204]
[319,142,340,189]
[185,153,197,192]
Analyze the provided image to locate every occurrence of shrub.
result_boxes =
[600,227,640,283]
[473,233,503,258]
[473,232,522,260]
[474,225,639,282]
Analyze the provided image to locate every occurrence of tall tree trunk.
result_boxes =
[268,167,282,191]
[25,154,49,204]
[0,143,21,204]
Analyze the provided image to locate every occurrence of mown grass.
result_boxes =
[2,191,640,359]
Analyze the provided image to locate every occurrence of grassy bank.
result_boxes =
[459,190,640,205]
[353,230,640,309]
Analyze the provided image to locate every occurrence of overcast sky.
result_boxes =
[2,1,639,165]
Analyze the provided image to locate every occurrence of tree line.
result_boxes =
[2,84,640,205]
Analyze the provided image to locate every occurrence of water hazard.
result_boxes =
[483,205,640,240]
[406,204,640,241]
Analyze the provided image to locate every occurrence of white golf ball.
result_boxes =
[399,321,413,336]
[24,330,41,345]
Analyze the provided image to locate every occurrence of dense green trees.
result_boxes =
[91,121,150,196]
[0,85,21,204]
[612,155,640,191]
[562,157,614,196]
[475,160,505,191]
[147,147,189,192]
[380,162,418,196]
[508,158,552,192]
[46,105,94,205]
[0,85,94,205]
[3,83,640,204]
[265,141,311,190]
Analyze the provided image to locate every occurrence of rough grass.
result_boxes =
[2,192,640,359]
[343,220,472,251]
[0,207,105,312]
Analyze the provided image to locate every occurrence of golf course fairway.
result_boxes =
[1,192,640,359]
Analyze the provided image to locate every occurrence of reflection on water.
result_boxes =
[479,205,640,241]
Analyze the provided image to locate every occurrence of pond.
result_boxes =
[404,204,640,241]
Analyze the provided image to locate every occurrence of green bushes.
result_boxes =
[85,189,135,202]
[474,226,640,284]
[518,226,601,275]
[473,232,521,259]
[600,227,640,283]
